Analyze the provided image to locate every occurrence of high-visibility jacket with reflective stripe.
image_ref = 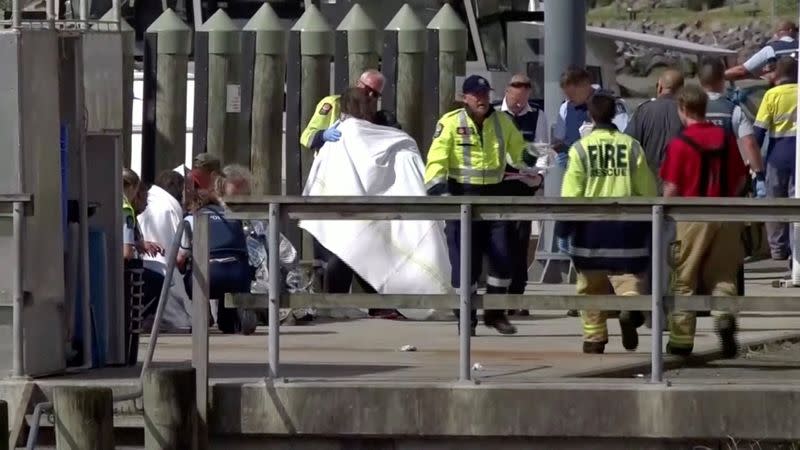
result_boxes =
[754,83,797,170]
[300,95,342,151]
[424,108,526,191]
[557,126,657,272]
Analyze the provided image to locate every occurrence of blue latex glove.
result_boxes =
[556,151,569,169]
[755,179,767,199]
[322,123,342,142]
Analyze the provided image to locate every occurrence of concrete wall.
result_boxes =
[210,381,800,441]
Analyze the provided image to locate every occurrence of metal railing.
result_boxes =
[2,195,32,380]
[26,219,188,450]
[190,196,800,421]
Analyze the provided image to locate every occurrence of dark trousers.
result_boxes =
[765,163,795,258]
[124,261,163,366]
[445,219,512,325]
[499,220,531,295]
[324,253,377,294]
[184,259,253,333]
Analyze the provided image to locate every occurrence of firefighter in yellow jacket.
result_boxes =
[425,75,529,336]
[557,92,657,354]
[299,69,386,151]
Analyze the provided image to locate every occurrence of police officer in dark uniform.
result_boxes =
[492,74,546,316]
[179,172,252,334]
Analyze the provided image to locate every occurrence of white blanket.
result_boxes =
[300,119,453,313]
[137,185,193,330]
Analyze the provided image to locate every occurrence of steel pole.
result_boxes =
[792,3,800,285]
[651,205,664,383]
[268,203,280,378]
[458,204,472,382]
[12,202,24,378]
[543,0,586,128]
[191,212,210,449]
[11,0,20,28]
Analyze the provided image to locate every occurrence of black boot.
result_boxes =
[619,311,643,351]
[484,310,517,335]
[583,341,605,354]
[716,313,738,359]
[666,342,693,356]
[454,309,477,336]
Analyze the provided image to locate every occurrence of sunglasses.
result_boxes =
[509,82,532,89]
[365,86,382,99]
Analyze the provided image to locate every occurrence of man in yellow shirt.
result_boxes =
[557,92,657,354]
[754,57,798,261]
[425,75,528,335]
[299,69,385,151]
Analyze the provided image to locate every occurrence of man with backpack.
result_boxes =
[660,85,749,359]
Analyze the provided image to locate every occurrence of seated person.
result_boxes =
[121,168,165,364]
[178,171,251,334]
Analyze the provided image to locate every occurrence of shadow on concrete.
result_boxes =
[44,361,412,380]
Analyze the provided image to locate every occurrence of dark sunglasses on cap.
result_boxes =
[509,82,532,89]
[364,85,382,99]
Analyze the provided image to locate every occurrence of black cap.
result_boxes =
[462,75,492,95]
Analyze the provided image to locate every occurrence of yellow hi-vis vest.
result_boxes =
[561,127,657,199]
[424,108,526,189]
[300,94,342,150]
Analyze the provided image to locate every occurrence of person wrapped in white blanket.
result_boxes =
[301,87,453,321]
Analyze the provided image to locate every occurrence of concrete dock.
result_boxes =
[12,259,800,448]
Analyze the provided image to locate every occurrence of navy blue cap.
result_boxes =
[462,75,492,95]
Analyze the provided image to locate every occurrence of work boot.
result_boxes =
[583,341,605,354]
[666,342,693,357]
[484,311,517,335]
[618,311,643,351]
[716,313,739,359]
[567,309,580,317]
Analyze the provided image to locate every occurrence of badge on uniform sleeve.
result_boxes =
[319,103,332,115]
[433,123,444,138]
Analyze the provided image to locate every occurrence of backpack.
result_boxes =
[676,133,729,197]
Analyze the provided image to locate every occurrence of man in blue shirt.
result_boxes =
[552,66,629,168]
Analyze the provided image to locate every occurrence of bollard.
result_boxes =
[335,4,379,94]
[383,4,426,148]
[287,4,333,256]
[143,368,196,450]
[242,3,286,195]
[196,10,242,165]
[53,387,114,450]
[143,9,192,181]
[100,10,135,168]
[424,3,467,152]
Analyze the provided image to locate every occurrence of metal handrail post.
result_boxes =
[458,204,472,382]
[140,220,187,378]
[191,212,210,446]
[12,202,24,378]
[268,203,280,378]
[650,205,664,383]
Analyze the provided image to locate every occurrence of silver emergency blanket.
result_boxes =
[301,118,453,319]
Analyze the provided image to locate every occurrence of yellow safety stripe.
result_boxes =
[455,110,506,183]
[458,111,472,167]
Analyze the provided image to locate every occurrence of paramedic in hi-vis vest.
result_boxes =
[424,75,529,336]
[300,69,385,152]
[556,92,657,354]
